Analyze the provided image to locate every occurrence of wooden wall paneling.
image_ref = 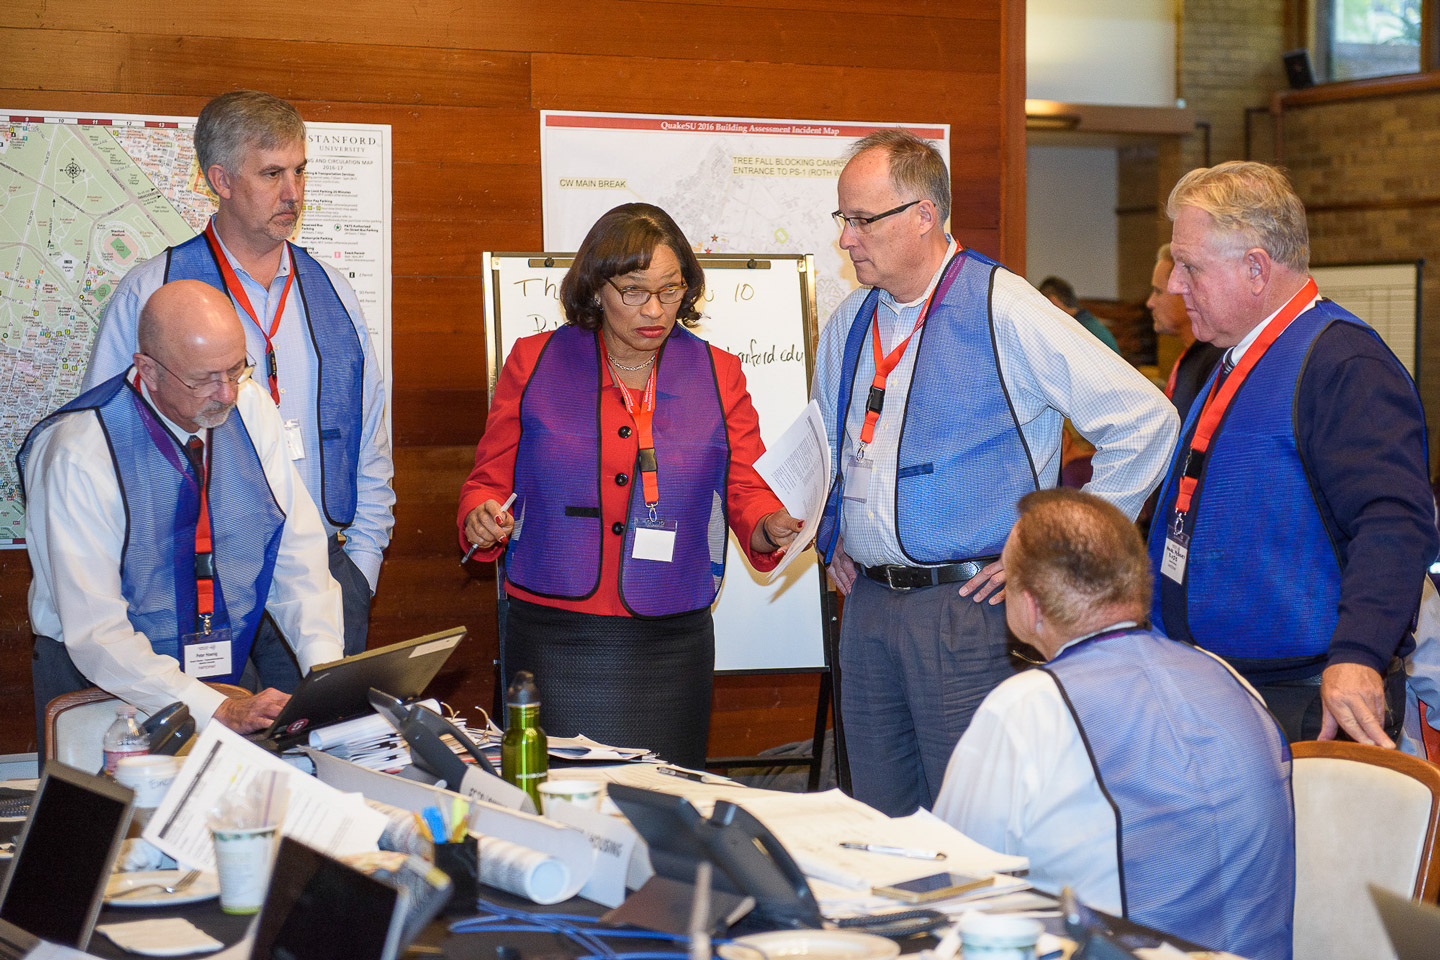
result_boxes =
[528,54,1005,117]
[4,27,533,108]
[2,1,1003,72]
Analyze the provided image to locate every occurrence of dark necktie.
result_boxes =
[1213,351,1236,390]
[185,435,205,475]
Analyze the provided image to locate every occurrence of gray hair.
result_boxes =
[1166,161,1309,273]
[848,128,951,225]
[195,91,306,191]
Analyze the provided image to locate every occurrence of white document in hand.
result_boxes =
[753,399,831,582]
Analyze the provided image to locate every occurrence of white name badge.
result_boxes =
[181,636,233,678]
[283,419,305,460]
[632,519,677,563]
[1160,533,1189,583]
[843,455,872,503]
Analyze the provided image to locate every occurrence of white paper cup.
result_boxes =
[958,912,1041,959]
[114,755,179,808]
[537,780,602,814]
[211,825,279,914]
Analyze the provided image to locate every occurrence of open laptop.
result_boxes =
[213,837,448,960]
[257,626,466,750]
[0,762,135,951]
[1370,883,1440,960]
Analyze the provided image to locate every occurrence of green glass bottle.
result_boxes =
[501,670,548,808]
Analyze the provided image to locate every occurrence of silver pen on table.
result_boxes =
[839,841,947,860]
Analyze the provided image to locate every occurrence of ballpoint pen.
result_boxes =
[656,765,712,783]
[461,492,517,565]
[839,841,947,860]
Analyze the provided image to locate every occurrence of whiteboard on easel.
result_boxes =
[481,252,826,672]
[1311,260,1423,378]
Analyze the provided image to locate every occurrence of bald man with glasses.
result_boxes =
[20,280,345,755]
[812,129,1177,816]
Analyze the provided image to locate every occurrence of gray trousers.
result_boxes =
[837,575,1018,816]
[242,535,371,694]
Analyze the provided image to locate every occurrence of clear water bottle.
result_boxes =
[102,704,148,775]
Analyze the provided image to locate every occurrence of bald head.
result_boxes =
[134,280,248,432]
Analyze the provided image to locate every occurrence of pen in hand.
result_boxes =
[461,492,518,566]
[839,842,947,860]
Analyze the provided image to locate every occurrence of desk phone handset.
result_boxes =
[367,688,500,786]
[603,784,944,939]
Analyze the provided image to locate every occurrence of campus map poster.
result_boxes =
[539,111,950,331]
[0,110,392,546]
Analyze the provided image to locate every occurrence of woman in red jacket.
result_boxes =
[458,203,799,768]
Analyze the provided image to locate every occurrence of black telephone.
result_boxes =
[603,784,945,939]
[603,783,821,935]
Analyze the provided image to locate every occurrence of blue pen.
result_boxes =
[421,806,447,843]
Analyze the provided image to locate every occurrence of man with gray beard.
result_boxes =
[20,280,345,755]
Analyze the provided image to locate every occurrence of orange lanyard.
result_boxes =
[1164,351,1182,400]
[608,349,661,507]
[857,255,953,450]
[203,222,292,404]
[1171,278,1318,518]
[191,434,215,630]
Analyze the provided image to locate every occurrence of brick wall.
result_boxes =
[1281,86,1440,426]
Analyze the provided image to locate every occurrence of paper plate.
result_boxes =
[105,870,220,907]
[719,930,902,960]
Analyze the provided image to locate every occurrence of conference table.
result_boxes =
[77,872,1213,960]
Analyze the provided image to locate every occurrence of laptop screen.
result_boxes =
[0,764,134,949]
[251,838,400,960]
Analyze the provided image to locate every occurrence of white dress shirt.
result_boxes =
[931,644,1122,911]
[24,373,346,723]
[812,240,1179,567]
[82,221,395,590]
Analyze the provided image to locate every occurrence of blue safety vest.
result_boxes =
[18,374,284,683]
[165,232,363,527]
[506,325,730,618]
[817,251,1037,563]
[1148,302,1415,659]
[1044,627,1295,960]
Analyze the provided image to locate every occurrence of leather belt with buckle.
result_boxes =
[860,558,996,590]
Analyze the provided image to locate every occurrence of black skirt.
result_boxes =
[503,597,714,769]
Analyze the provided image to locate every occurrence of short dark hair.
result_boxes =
[1037,276,1079,309]
[195,91,306,193]
[848,129,951,225]
[559,204,705,331]
[1007,488,1151,632]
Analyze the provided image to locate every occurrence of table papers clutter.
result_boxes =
[314,706,652,773]
[141,721,387,871]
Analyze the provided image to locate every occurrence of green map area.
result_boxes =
[0,119,214,544]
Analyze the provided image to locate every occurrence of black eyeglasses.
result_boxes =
[145,354,255,395]
[606,278,688,306]
[831,200,922,233]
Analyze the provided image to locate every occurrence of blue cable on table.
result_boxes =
[449,898,722,958]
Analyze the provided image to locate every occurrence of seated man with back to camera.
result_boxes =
[933,488,1294,960]
[20,280,346,755]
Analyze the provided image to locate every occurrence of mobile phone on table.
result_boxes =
[871,871,991,903]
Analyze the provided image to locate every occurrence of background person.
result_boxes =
[1038,275,1121,354]
[457,203,799,768]
[1147,242,1223,421]
[934,488,1294,960]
